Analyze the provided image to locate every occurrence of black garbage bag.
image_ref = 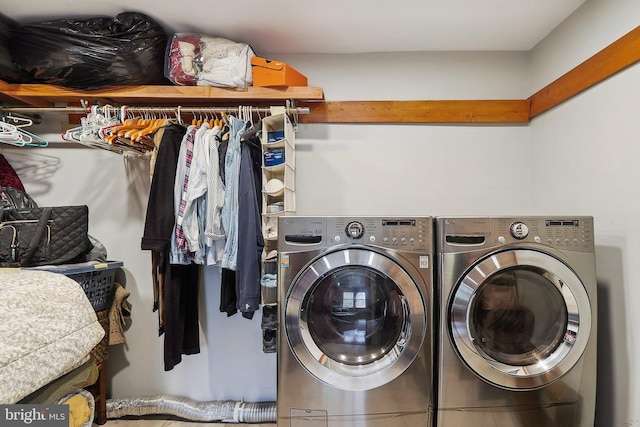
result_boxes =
[0,13,23,83]
[9,12,170,89]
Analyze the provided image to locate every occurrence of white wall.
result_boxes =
[530,1,640,425]
[271,51,534,217]
[1,1,638,425]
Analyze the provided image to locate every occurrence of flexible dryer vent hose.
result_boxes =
[106,395,277,423]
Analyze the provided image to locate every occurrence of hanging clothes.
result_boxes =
[181,121,213,265]
[162,262,200,371]
[219,116,244,317]
[220,115,245,270]
[140,123,201,371]
[170,125,198,265]
[138,109,279,366]
[235,133,265,319]
[204,126,226,265]
[141,123,187,314]
[220,268,238,317]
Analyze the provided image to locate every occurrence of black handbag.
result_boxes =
[0,186,38,212]
[0,205,92,267]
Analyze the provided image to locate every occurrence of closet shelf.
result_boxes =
[0,80,325,108]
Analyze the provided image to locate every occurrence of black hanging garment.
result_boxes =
[141,123,201,371]
[236,135,264,319]
[219,132,264,319]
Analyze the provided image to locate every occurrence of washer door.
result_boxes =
[449,249,591,390]
[285,248,426,391]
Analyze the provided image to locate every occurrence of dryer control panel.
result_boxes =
[495,217,594,251]
[438,216,595,253]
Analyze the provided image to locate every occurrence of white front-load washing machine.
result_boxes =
[277,216,434,427]
[435,216,597,427]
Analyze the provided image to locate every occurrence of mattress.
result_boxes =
[0,269,105,403]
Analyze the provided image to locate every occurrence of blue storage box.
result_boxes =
[267,130,285,143]
[264,149,285,167]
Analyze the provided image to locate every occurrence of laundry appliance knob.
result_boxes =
[510,222,529,239]
[345,221,365,239]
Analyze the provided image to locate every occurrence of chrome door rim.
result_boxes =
[285,248,426,391]
[449,248,591,390]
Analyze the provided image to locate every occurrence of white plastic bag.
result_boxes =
[165,33,255,88]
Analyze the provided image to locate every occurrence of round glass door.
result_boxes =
[450,249,591,390]
[286,248,426,391]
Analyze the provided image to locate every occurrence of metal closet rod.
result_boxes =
[0,105,310,115]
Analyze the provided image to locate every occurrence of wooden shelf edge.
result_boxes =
[299,100,531,124]
[0,82,325,107]
[529,25,640,119]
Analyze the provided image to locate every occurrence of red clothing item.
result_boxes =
[0,154,25,192]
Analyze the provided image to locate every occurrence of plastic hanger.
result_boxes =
[2,114,33,128]
[0,121,27,146]
[20,128,48,147]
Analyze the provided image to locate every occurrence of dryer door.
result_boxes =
[285,247,426,391]
[449,248,591,390]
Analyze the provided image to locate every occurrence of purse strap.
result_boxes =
[21,207,52,266]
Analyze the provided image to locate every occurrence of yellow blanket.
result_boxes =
[61,393,91,427]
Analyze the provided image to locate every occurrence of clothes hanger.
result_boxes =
[175,106,184,126]
[123,115,152,139]
[62,127,83,143]
[212,111,223,129]
[241,107,262,143]
[80,105,113,145]
[0,114,43,147]
[0,121,27,146]
[220,111,231,141]
[130,111,165,141]
[2,114,33,128]
[20,128,48,147]
[109,108,150,139]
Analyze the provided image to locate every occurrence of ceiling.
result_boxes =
[2,0,586,54]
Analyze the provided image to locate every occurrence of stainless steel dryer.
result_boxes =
[277,216,434,427]
[435,216,597,427]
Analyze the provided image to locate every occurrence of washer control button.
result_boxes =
[510,222,529,239]
[345,221,365,239]
[498,236,506,243]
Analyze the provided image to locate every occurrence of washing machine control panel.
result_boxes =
[332,217,432,251]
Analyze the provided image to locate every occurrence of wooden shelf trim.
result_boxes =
[299,100,530,123]
[529,25,640,119]
[0,83,325,107]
